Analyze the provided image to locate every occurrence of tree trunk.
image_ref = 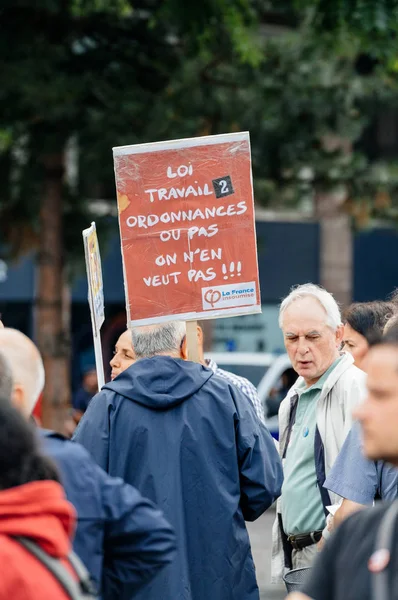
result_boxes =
[35,151,71,433]
[315,190,352,309]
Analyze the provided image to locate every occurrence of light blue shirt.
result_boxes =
[324,421,398,503]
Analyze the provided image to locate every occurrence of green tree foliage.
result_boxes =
[2,0,398,252]
[0,0,261,255]
[295,0,398,59]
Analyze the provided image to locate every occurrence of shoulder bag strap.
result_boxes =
[67,549,98,595]
[372,501,398,600]
[15,536,94,600]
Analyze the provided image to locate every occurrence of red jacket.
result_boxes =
[0,480,77,599]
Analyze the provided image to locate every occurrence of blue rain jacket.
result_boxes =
[73,356,283,600]
[39,430,176,599]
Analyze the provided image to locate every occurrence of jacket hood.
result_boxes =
[104,356,214,410]
[0,481,75,557]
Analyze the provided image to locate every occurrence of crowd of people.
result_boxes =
[1,282,398,599]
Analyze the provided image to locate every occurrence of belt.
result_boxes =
[287,530,323,551]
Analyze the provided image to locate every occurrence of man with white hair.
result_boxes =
[272,284,367,582]
[0,327,176,599]
[74,320,283,600]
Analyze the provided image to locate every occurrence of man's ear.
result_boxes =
[336,324,344,348]
[196,325,203,346]
[12,384,26,415]
[180,336,188,360]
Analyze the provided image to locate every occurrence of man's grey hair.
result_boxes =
[131,321,187,359]
[0,351,13,401]
[279,283,342,331]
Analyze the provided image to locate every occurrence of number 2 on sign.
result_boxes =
[218,180,229,194]
[212,175,234,199]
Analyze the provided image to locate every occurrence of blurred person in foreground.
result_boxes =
[74,320,283,600]
[324,302,398,528]
[0,327,176,600]
[272,284,367,582]
[288,322,398,600]
[0,374,82,599]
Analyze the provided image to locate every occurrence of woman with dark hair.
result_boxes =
[0,399,86,599]
[342,301,395,370]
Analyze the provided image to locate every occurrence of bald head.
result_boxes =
[0,328,45,416]
[0,352,13,401]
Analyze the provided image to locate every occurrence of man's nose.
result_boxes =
[297,338,309,355]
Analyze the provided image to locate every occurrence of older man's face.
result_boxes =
[282,296,343,387]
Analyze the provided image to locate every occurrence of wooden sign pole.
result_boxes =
[186,320,200,363]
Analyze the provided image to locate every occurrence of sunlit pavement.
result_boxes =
[247,507,286,600]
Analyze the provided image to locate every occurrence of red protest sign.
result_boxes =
[113,132,261,326]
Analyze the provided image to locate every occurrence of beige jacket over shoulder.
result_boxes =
[271,352,367,583]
